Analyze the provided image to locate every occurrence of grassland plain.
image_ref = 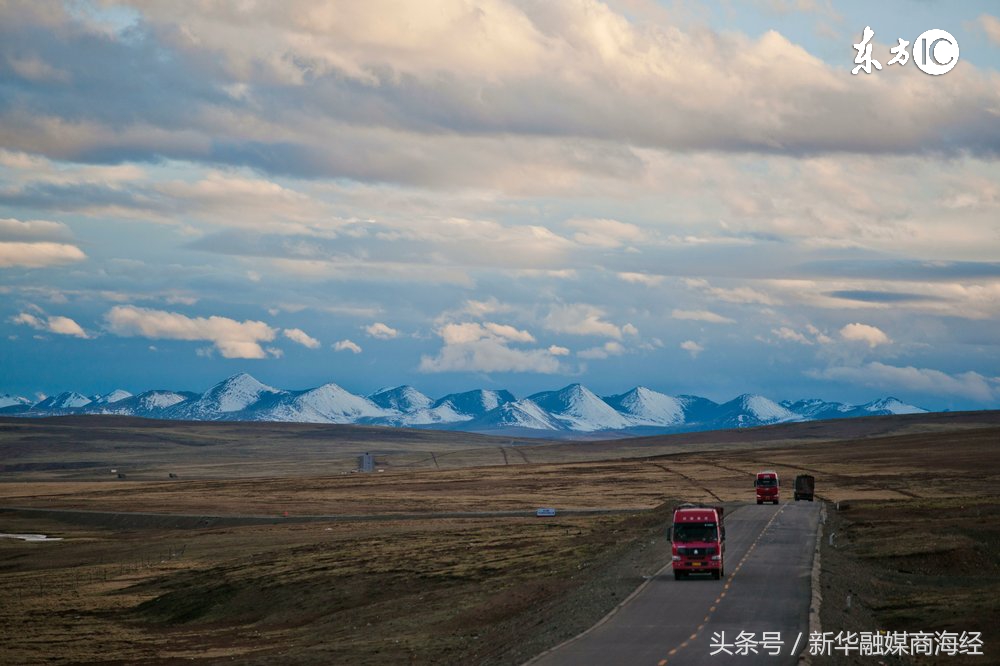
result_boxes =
[0,412,998,664]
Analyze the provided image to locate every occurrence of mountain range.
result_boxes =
[0,372,929,437]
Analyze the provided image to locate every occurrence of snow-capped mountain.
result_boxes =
[604,387,685,427]
[857,397,927,416]
[781,397,927,419]
[4,372,934,437]
[780,398,851,420]
[0,393,31,409]
[527,384,632,431]
[368,386,432,412]
[167,373,285,420]
[713,394,800,429]
[94,390,196,415]
[432,389,516,416]
[258,383,391,424]
[463,398,561,431]
[675,395,722,424]
[93,389,133,405]
[32,391,93,410]
[377,388,517,426]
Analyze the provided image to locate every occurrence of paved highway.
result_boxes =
[529,502,821,665]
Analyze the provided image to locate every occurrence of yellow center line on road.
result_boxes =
[654,504,788,665]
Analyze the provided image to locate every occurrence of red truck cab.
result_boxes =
[669,504,726,580]
[755,470,779,504]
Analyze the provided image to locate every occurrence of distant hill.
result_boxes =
[0,372,934,437]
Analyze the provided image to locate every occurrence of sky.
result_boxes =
[1,0,999,410]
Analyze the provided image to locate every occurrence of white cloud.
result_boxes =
[12,311,89,338]
[364,322,400,339]
[34,0,997,172]
[672,309,736,324]
[617,272,665,286]
[283,328,320,349]
[543,304,624,339]
[462,298,512,318]
[420,321,563,373]
[0,241,86,268]
[577,341,625,360]
[812,362,999,403]
[839,322,891,348]
[482,322,535,343]
[47,315,88,338]
[684,278,780,305]
[805,324,834,345]
[105,305,278,359]
[0,218,73,241]
[333,339,362,354]
[439,322,535,345]
[680,340,704,357]
[773,326,812,344]
[567,218,644,248]
[979,14,1000,45]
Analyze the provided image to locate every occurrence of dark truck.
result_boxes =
[794,474,815,501]
[668,503,726,580]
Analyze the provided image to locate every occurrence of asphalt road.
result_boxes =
[529,501,821,666]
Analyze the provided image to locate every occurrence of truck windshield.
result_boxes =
[757,477,776,487]
[673,523,718,542]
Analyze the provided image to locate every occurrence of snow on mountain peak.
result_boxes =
[528,383,631,431]
[197,373,282,413]
[737,394,797,421]
[473,399,560,430]
[368,385,432,412]
[258,383,391,424]
[94,389,133,404]
[2,371,943,435]
[136,390,189,410]
[604,386,685,426]
[861,397,926,415]
[0,394,31,408]
[714,393,799,427]
[431,389,516,416]
[34,391,93,410]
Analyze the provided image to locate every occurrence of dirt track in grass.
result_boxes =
[1,412,997,664]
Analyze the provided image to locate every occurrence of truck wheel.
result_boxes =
[773,500,779,505]
[712,569,721,580]
[674,570,684,581]
[756,500,762,505]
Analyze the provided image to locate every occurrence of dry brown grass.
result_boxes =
[1,414,998,664]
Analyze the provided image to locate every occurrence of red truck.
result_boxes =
[754,470,780,504]
[669,503,726,580]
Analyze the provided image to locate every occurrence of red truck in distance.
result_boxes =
[755,470,779,504]
[668,504,726,580]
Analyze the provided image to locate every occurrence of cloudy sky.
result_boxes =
[2,0,999,409]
